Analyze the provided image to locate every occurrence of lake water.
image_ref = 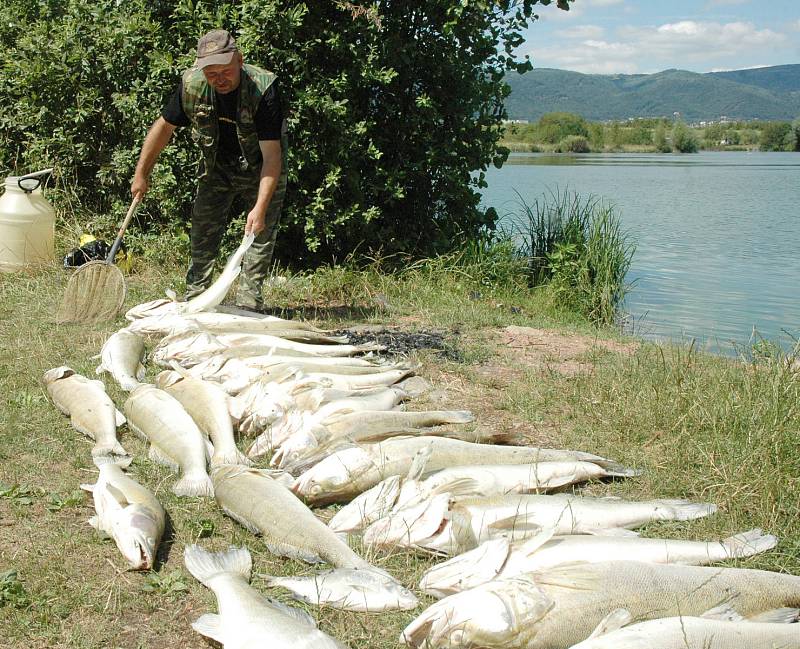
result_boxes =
[480,152,800,355]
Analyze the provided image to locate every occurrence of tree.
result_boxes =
[0,0,574,266]
[759,121,791,151]
[785,118,800,152]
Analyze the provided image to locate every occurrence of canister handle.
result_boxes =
[17,168,54,193]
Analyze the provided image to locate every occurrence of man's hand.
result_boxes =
[131,173,149,200]
[245,207,266,236]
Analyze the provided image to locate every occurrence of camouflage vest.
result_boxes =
[181,63,277,178]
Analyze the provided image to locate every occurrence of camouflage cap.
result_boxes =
[194,29,238,69]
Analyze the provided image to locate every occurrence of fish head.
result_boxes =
[112,504,162,570]
[419,537,512,598]
[363,492,450,549]
[291,447,378,505]
[273,426,326,469]
[42,366,74,385]
[328,475,404,533]
[401,577,554,649]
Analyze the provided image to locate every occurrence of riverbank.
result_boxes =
[1,259,798,647]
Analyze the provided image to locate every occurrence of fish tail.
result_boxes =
[184,544,251,585]
[173,472,214,498]
[91,441,130,458]
[593,459,642,478]
[721,528,778,559]
[92,454,133,469]
[655,499,718,520]
[211,448,253,467]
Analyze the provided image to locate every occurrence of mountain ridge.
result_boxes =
[505,64,800,122]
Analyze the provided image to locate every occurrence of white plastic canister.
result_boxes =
[0,170,55,271]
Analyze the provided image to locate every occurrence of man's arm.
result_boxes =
[245,139,282,236]
[131,117,177,199]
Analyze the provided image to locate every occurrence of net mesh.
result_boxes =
[56,261,127,324]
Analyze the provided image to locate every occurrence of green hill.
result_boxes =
[505,65,800,122]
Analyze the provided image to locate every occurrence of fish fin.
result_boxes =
[80,482,95,492]
[135,363,146,382]
[586,528,641,538]
[115,408,126,426]
[220,504,262,535]
[148,445,180,470]
[746,608,800,624]
[191,613,226,643]
[105,483,131,507]
[487,511,542,533]
[586,608,633,639]
[264,541,324,565]
[406,445,433,481]
[184,544,252,585]
[173,473,214,498]
[93,454,133,469]
[701,602,745,622]
[88,516,109,538]
[165,288,178,302]
[94,361,105,375]
[517,527,558,555]
[721,528,778,558]
[530,562,601,592]
[263,596,318,627]
[447,506,479,550]
[168,360,194,381]
[428,477,480,498]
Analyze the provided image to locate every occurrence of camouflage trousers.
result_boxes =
[185,153,287,310]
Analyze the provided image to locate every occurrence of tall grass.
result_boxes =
[506,188,635,326]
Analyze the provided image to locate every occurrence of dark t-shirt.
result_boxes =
[162,76,283,165]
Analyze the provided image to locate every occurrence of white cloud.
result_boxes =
[706,0,750,6]
[555,24,605,39]
[792,19,800,31]
[529,20,787,73]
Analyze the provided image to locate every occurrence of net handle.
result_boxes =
[106,195,141,264]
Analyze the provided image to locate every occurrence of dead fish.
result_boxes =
[123,384,213,497]
[420,460,639,498]
[43,366,127,456]
[81,455,164,570]
[212,464,376,568]
[401,561,800,649]
[370,493,717,554]
[95,328,146,391]
[125,298,180,322]
[184,544,348,648]
[569,606,800,649]
[261,568,419,612]
[156,364,250,467]
[292,437,615,505]
[178,234,255,314]
[420,528,779,597]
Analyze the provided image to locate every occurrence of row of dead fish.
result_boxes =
[43,241,798,648]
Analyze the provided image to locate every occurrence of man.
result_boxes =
[131,29,287,311]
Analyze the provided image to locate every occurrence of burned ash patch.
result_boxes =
[336,327,464,362]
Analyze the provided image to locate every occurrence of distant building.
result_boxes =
[503,119,530,124]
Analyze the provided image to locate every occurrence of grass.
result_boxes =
[0,243,798,647]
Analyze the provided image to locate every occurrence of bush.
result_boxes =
[507,189,635,325]
[0,0,571,266]
[653,122,671,153]
[555,135,590,153]
[535,112,590,144]
[671,121,699,153]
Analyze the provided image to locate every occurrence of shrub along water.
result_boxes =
[505,189,635,326]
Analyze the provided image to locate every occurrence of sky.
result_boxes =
[522,0,800,75]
